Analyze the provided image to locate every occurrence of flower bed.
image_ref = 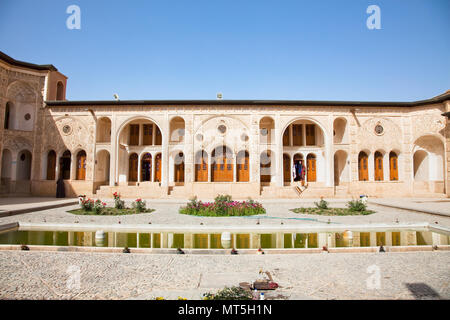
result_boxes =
[290,199,374,216]
[179,195,266,217]
[69,195,154,215]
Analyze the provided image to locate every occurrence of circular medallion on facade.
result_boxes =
[62,124,72,135]
[374,124,384,135]
[218,125,227,134]
[24,113,31,121]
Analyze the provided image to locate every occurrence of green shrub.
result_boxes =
[347,199,367,212]
[203,286,252,300]
[113,192,125,209]
[93,199,106,214]
[314,199,329,210]
[132,198,146,213]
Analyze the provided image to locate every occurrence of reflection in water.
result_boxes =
[0,230,446,249]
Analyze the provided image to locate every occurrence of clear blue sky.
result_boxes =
[0,0,449,101]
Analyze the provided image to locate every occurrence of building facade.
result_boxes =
[1,52,450,199]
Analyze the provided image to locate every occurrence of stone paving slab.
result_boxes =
[369,199,450,217]
[0,197,78,217]
[0,250,448,300]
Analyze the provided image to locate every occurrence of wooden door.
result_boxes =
[389,152,398,181]
[374,151,384,181]
[129,124,139,145]
[212,148,233,182]
[237,152,249,182]
[76,151,87,180]
[141,153,152,181]
[293,124,302,146]
[306,124,315,145]
[307,155,316,182]
[143,124,153,145]
[283,154,290,183]
[128,153,138,182]
[175,153,184,183]
[358,152,368,181]
[46,151,56,180]
[195,152,208,182]
[155,153,162,182]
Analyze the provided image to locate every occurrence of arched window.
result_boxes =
[76,150,87,180]
[4,102,11,129]
[56,82,64,100]
[60,150,71,180]
[374,151,384,181]
[358,151,369,181]
[46,150,57,180]
[389,151,399,181]
[195,150,208,182]
[236,150,249,182]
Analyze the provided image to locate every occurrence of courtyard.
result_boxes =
[0,196,449,300]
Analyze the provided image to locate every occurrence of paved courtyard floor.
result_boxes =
[0,197,449,300]
[0,197,449,227]
[0,250,448,300]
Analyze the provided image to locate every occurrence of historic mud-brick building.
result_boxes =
[1,52,450,199]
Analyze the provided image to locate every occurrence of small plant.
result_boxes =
[113,192,125,209]
[203,286,252,300]
[93,199,106,214]
[132,198,146,213]
[347,199,367,212]
[80,198,94,211]
[314,198,329,210]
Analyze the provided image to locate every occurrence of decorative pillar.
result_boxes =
[137,154,141,183]
[161,116,170,187]
[275,115,283,187]
[207,152,212,182]
[110,114,118,186]
[368,152,374,181]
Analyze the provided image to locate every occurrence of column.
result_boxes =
[161,117,170,187]
[302,124,307,146]
[290,154,294,184]
[207,152,212,182]
[110,114,117,186]
[152,153,155,182]
[276,232,284,249]
[289,125,293,147]
[385,232,392,246]
[152,123,156,146]
[137,154,141,183]
[233,153,237,182]
[139,123,143,146]
[383,152,390,181]
[368,153,374,181]
[275,115,283,187]
[325,116,334,187]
